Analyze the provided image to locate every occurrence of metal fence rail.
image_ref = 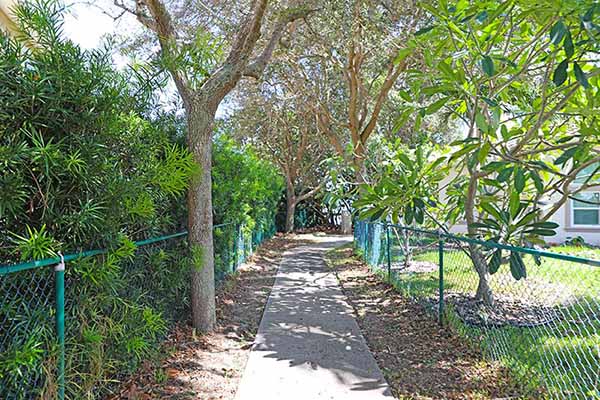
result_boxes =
[0,219,276,400]
[354,220,600,399]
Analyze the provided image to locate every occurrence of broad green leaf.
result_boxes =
[514,167,526,193]
[530,170,544,192]
[414,205,424,224]
[481,202,505,223]
[488,248,502,274]
[398,90,412,102]
[500,124,509,140]
[394,48,413,65]
[550,20,567,45]
[531,221,559,229]
[564,30,574,58]
[573,62,589,88]
[404,205,414,224]
[554,147,577,165]
[478,142,491,163]
[509,192,520,218]
[480,55,494,76]
[497,168,512,182]
[509,251,526,280]
[475,113,488,133]
[524,228,557,236]
[553,59,568,86]
[425,97,449,114]
[415,25,435,36]
[515,210,538,228]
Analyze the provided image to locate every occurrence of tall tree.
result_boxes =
[114,0,312,331]
[302,0,423,186]
[235,80,328,232]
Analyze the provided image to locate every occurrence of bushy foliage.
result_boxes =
[0,3,285,397]
[0,2,195,398]
[212,132,283,276]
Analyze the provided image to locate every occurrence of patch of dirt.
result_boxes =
[441,294,569,328]
[329,246,538,400]
[392,260,438,274]
[109,234,304,400]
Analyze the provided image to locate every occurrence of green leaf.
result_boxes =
[404,205,414,224]
[530,170,544,193]
[500,125,509,140]
[509,192,520,219]
[488,248,502,274]
[478,142,491,163]
[414,205,424,224]
[531,221,559,229]
[497,168,512,182]
[482,96,498,107]
[514,167,526,193]
[509,251,526,280]
[415,25,435,36]
[550,20,567,45]
[525,228,557,236]
[573,62,589,89]
[563,30,574,58]
[515,210,538,228]
[553,59,568,86]
[398,90,412,102]
[554,147,577,165]
[475,113,488,133]
[394,48,413,65]
[481,202,505,223]
[480,55,494,77]
[425,97,449,114]
[469,222,495,230]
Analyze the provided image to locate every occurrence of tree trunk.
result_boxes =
[186,100,217,332]
[469,243,494,306]
[465,174,494,307]
[353,143,368,187]
[285,182,296,233]
[341,210,352,234]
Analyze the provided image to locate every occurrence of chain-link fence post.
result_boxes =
[438,238,444,326]
[386,224,392,283]
[55,254,65,400]
[233,224,240,271]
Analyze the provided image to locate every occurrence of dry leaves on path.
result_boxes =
[328,245,533,400]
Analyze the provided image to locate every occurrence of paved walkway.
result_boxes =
[235,234,392,400]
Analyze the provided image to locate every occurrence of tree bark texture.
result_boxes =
[186,100,217,332]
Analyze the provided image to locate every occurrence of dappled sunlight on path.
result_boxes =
[235,234,392,400]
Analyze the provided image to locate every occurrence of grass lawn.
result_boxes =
[367,243,600,399]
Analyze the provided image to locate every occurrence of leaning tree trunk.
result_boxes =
[186,100,217,332]
[469,243,494,306]
[285,182,296,233]
[465,172,494,307]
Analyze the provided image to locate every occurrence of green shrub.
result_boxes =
[0,2,194,398]
[0,2,283,398]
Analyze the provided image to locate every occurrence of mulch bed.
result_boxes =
[329,246,537,400]
[109,234,303,400]
[440,294,568,328]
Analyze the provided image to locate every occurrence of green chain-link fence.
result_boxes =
[0,219,276,400]
[355,220,600,399]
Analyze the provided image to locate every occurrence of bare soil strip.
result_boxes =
[327,245,531,400]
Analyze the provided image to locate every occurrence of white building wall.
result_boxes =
[548,201,600,246]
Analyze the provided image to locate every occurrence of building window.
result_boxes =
[572,192,600,226]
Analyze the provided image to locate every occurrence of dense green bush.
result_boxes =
[0,3,284,398]
[212,132,283,278]
[0,3,196,398]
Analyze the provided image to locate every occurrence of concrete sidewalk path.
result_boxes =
[235,234,392,400]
